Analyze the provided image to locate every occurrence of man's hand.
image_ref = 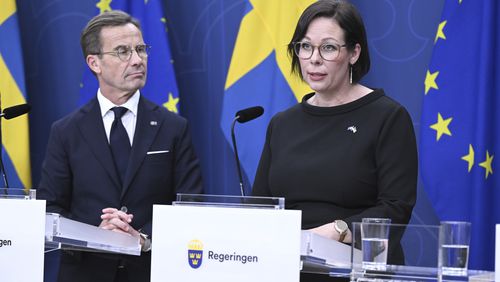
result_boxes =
[99,207,149,249]
[99,207,140,237]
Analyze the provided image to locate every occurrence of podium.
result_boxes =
[151,194,302,282]
[301,222,495,281]
[45,213,141,256]
[0,189,45,282]
[0,188,141,282]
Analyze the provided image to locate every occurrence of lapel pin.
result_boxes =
[150,121,158,126]
[347,126,357,133]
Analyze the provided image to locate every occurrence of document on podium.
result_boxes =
[301,230,360,268]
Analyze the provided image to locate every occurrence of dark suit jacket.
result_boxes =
[38,96,203,282]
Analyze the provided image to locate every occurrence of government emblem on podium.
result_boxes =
[188,239,203,269]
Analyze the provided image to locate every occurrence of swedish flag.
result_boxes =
[0,0,31,190]
[420,0,499,270]
[80,0,180,113]
[221,0,314,193]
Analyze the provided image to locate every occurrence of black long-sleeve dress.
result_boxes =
[252,89,417,281]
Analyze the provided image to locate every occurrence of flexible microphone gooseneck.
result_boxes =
[0,103,31,190]
[231,106,264,196]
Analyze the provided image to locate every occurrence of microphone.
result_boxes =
[235,106,264,123]
[0,103,30,190]
[231,106,264,196]
[0,104,31,120]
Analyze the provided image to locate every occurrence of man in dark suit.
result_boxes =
[38,10,203,282]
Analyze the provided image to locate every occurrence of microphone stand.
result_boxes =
[0,92,9,195]
[231,116,245,196]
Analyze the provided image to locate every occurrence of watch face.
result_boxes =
[336,220,348,232]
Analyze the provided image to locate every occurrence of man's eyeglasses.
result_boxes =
[97,44,151,62]
[292,41,346,61]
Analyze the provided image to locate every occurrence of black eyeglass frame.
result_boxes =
[292,41,347,61]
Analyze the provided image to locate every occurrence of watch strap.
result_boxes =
[139,232,152,252]
[334,220,348,242]
[338,230,347,242]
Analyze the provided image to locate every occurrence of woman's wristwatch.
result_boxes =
[333,220,348,242]
[139,232,152,252]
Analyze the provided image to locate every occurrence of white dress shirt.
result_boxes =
[97,89,140,145]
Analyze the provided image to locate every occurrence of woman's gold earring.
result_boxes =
[349,65,353,84]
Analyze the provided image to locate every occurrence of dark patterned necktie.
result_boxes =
[110,107,131,184]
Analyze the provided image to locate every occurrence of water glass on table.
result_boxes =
[361,218,391,271]
[439,221,471,276]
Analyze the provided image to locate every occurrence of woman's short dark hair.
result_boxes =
[80,10,141,59]
[288,0,370,83]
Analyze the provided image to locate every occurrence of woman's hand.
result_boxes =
[308,222,353,243]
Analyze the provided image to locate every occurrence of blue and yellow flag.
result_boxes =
[421,0,499,270]
[221,0,313,193]
[0,1,31,190]
[80,0,180,113]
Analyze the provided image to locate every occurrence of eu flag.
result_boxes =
[80,0,180,113]
[0,0,31,190]
[420,0,500,270]
[221,0,314,194]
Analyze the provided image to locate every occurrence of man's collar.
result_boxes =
[97,89,140,117]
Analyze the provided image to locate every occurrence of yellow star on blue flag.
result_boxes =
[163,92,179,113]
[96,0,112,14]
